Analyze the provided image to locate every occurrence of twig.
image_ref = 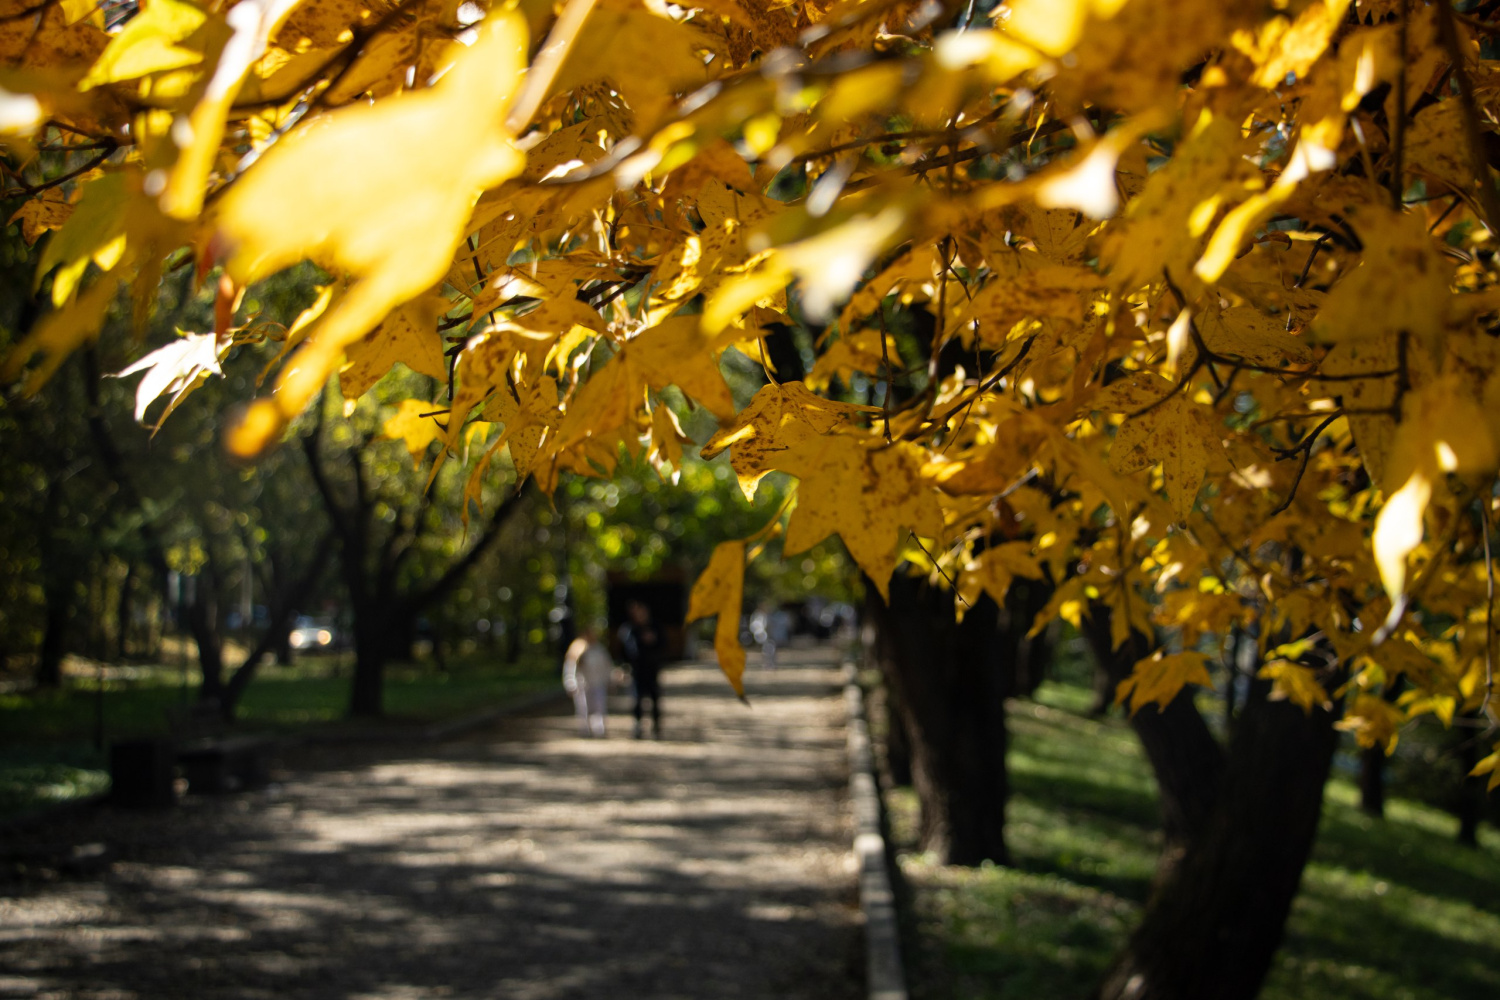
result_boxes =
[1482,490,1498,728]
[1433,0,1500,233]
[878,308,893,442]
[910,532,970,608]
[1266,412,1342,517]
[6,144,116,198]
[1294,233,1332,288]
[1389,0,1410,210]
[925,335,1033,427]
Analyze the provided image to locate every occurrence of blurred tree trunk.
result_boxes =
[1456,721,1484,847]
[36,574,70,689]
[883,680,914,787]
[115,561,136,661]
[867,574,1013,866]
[186,567,228,707]
[1096,675,1340,1000]
[1359,746,1387,818]
[1010,579,1053,699]
[1081,608,1226,862]
[219,532,334,720]
[302,402,523,717]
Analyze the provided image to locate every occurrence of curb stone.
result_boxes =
[843,661,909,1000]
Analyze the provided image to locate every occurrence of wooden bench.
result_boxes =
[176,736,274,794]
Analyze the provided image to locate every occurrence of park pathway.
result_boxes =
[0,648,861,1000]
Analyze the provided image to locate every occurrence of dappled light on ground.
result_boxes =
[0,654,859,1000]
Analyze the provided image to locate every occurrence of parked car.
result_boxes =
[289,616,339,653]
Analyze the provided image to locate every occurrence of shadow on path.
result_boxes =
[0,655,861,1000]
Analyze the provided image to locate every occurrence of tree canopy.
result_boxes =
[3,0,1499,768]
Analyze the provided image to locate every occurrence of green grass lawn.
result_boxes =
[0,651,558,818]
[890,679,1500,1000]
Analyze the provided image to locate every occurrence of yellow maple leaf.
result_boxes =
[781,435,943,601]
[1093,373,1219,521]
[956,541,1042,615]
[686,539,747,696]
[79,0,217,90]
[1470,742,1500,793]
[1372,380,1497,603]
[1258,660,1331,713]
[220,10,528,457]
[339,293,449,400]
[1116,650,1214,715]
[701,380,876,499]
[1336,694,1405,754]
[1314,207,1451,345]
[381,398,444,467]
[1197,305,1312,368]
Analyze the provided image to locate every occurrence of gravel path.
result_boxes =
[0,651,861,1000]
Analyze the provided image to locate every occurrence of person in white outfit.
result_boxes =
[562,627,613,738]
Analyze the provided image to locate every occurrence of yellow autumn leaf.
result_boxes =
[339,293,449,400]
[701,380,877,499]
[1335,694,1405,754]
[1116,650,1214,715]
[1470,742,1500,792]
[957,540,1043,615]
[159,0,307,220]
[36,171,127,306]
[686,539,747,697]
[1373,381,1497,603]
[1314,208,1451,344]
[219,10,528,457]
[1094,373,1219,521]
[780,435,944,601]
[79,0,217,90]
[381,398,444,467]
[1257,660,1331,713]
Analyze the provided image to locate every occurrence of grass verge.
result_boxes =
[0,652,557,818]
[889,679,1500,1000]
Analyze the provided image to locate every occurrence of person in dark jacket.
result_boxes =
[618,600,664,738]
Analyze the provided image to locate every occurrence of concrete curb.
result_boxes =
[843,661,909,1000]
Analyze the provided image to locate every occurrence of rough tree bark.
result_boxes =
[1096,674,1341,1000]
[867,573,1015,866]
[1081,609,1226,858]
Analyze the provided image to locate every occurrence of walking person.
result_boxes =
[618,600,664,739]
[562,626,613,738]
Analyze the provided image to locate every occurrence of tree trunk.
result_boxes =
[36,576,70,689]
[186,572,227,706]
[1081,609,1226,859]
[1096,677,1340,1000]
[274,626,294,666]
[1457,728,1482,847]
[1011,579,1053,699]
[349,614,387,717]
[883,682,914,787]
[218,533,333,720]
[1359,745,1386,818]
[115,561,136,661]
[507,610,522,663]
[868,574,1013,866]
